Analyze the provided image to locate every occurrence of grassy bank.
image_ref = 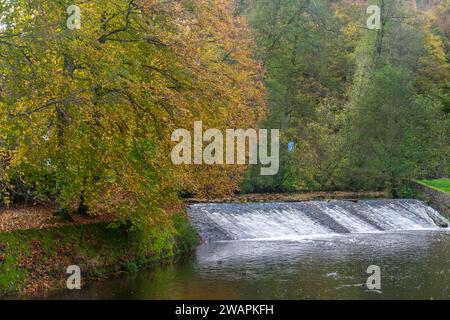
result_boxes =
[416,179,450,195]
[0,214,197,297]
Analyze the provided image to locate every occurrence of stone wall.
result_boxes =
[413,182,450,219]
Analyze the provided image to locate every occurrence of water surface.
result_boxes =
[48,230,450,300]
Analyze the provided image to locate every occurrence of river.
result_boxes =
[46,199,450,300]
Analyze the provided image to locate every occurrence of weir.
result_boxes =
[188,199,448,241]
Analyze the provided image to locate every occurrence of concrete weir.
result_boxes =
[188,199,449,242]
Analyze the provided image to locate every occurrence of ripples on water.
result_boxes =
[47,230,450,300]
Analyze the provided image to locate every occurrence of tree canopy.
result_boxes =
[1,0,449,229]
[0,0,265,229]
[242,0,449,196]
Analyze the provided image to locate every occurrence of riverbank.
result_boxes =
[414,180,450,220]
[186,190,389,204]
[0,210,197,297]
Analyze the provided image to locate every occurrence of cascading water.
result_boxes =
[188,199,448,241]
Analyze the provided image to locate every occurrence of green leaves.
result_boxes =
[0,0,266,228]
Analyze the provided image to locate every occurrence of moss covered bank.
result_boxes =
[0,213,198,297]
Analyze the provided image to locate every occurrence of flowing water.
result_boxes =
[188,199,446,241]
[46,199,450,300]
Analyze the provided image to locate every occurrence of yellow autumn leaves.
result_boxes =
[0,0,266,228]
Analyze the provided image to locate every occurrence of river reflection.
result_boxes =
[46,230,450,300]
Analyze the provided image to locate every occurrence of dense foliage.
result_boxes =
[0,0,265,229]
[242,0,449,196]
[0,0,449,230]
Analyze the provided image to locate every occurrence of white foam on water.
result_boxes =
[188,199,447,242]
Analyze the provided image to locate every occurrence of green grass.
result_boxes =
[417,179,450,195]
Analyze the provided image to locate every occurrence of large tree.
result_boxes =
[0,0,266,227]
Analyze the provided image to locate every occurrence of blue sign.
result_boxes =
[288,141,295,153]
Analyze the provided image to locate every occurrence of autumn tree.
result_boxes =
[0,0,266,228]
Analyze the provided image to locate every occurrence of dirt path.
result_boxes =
[0,205,114,232]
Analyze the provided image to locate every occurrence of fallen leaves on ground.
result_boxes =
[0,205,115,232]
